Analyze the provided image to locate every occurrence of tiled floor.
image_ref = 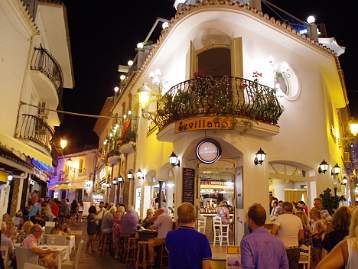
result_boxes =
[70,222,127,269]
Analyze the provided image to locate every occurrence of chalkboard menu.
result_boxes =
[182,168,195,204]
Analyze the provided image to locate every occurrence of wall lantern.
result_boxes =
[169,152,180,167]
[117,176,124,183]
[127,170,134,180]
[254,148,266,165]
[138,84,151,109]
[342,176,348,185]
[136,169,144,179]
[112,179,118,185]
[318,160,329,174]
[331,163,340,176]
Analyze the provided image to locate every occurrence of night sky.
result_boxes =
[57,0,357,153]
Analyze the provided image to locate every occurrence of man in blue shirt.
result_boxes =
[241,203,289,269]
[166,202,212,269]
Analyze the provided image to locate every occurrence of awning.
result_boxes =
[49,181,87,191]
[0,133,52,167]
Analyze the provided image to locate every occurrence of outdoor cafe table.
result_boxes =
[42,245,70,269]
[14,244,70,269]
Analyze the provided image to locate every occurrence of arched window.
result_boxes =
[197,47,231,77]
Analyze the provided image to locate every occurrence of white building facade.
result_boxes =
[0,0,73,216]
[96,0,350,243]
[48,149,98,203]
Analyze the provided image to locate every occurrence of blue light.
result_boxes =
[31,159,53,174]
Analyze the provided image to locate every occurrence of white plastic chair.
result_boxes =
[213,216,222,246]
[15,248,39,269]
[197,215,206,234]
[62,239,84,269]
[46,235,67,246]
[212,216,230,246]
[299,245,311,269]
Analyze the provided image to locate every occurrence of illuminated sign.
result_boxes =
[175,116,234,133]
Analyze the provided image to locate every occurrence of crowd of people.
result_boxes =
[85,201,175,264]
[0,191,84,269]
[3,189,358,269]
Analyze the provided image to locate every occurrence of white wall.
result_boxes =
[0,0,33,136]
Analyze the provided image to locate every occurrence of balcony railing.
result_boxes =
[30,47,63,104]
[16,114,54,153]
[153,76,283,131]
[104,118,138,156]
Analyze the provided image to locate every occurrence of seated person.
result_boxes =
[22,224,58,269]
[142,208,154,229]
[1,223,15,265]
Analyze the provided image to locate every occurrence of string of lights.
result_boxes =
[20,101,121,119]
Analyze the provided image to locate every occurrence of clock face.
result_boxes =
[196,139,221,164]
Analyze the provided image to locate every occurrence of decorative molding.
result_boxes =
[120,0,338,103]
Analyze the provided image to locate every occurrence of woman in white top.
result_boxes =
[316,207,358,269]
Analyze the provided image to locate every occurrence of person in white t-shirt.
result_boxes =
[272,202,304,269]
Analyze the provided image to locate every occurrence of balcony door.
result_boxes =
[197,47,231,77]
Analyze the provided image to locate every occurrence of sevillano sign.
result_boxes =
[175,116,234,133]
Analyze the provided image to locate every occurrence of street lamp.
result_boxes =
[136,169,144,179]
[254,148,266,165]
[138,84,151,109]
[60,139,68,150]
[169,152,180,167]
[318,160,329,174]
[127,170,134,180]
[331,163,340,176]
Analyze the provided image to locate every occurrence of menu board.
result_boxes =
[182,168,195,204]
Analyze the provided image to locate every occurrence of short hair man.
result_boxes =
[166,203,212,269]
[241,204,288,269]
[22,224,58,268]
[313,198,323,211]
[272,202,304,269]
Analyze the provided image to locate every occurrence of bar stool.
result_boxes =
[119,236,129,262]
[126,237,138,265]
[136,241,154,269]
[197,215,206,234]
[158,242,169,269]
[213,216,222,245]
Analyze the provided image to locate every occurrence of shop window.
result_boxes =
[197,47,231,77]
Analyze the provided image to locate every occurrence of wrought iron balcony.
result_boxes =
[30,47,63,105]
[15,114,54,154]
[152,76,283,131]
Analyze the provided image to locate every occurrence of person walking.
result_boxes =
[271,202,303,269]
[316,207,358,269]
[86,206,97,254]
[241,203,288,269]
[166,202,212,269]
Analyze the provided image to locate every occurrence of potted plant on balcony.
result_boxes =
[107,149,121,165]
